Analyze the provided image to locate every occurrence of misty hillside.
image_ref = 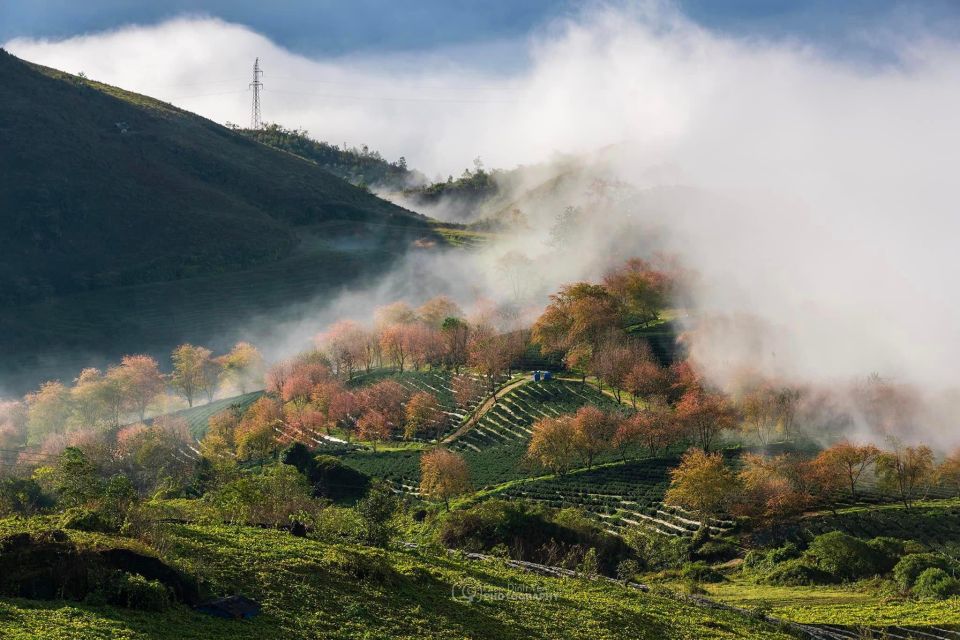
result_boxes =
[242,124,427,191]
[0,50,443,391]
[0,49,430,305]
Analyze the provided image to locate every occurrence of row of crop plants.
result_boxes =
[450,380,624,454]
[493,457,734,538]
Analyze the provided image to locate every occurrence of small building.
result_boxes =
[196,595,261,620]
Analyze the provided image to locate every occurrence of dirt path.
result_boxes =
[442,378,528,444]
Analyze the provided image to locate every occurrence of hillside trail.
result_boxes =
[442,378,528,444]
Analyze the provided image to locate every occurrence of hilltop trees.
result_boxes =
[419,448,471,509]
[876,442,935,509]
[356,410,391,451]
[527,416,579,476]
[418,296,463,327]
[380,324,411,372]
[665,448,740,519]
[115,355,164,421]
[938,449,960,496]
[317,321,367,380]
[441,317,471,372]
[468,325,519,398]
[217,343,264,394]
[674,390,738,451]
[734,453,811,520]
[71,368,122,429]
[812,441,881,500]
[571,405,619,469]
[171,344,219,407]
[613,405,674,460]
[25,381,72,445]
[405,391,444,441]
[530,259,673,391]
[622,357,670,409]
[532,283,620,370]
[235,396,282,461]
[591,338,641,399]
[602,258,670,328]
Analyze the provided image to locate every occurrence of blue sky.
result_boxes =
[4,0,960,61]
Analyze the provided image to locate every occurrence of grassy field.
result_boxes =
[705,578,960,628]
[0,520,794,640]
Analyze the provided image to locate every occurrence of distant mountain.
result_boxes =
[0,50,441,391]
[0,49,430,305]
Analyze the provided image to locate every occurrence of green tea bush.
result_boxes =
[768,542,801,564]
[623,526,690,571]
[335,551,398,585]
[912,567,960,600]
[761,559,832,586]
[694,539,738,563]
[439,500,632,575]
[680,561,726,583]
[866,537,907,573]
[94,571,172,612]
[893,553,950,591]
[806,532,883,582]
[616,558,640,583]
[60,507,116,533]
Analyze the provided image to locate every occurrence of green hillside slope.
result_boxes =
[0,50,441,391]
[0,520,795,640]
[0,50,428,303]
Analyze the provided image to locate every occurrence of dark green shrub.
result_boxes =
[893,554,950,591]
[761,559,832,586]
[743,549,769,571]
[624,527,690,571]
[440,500,632,576]
[312,455,370,502]
[694,539,738,563]
[60,507,116,533]
[335,551,397,585]
[356,482,399,547]
[0,478,51,516]
[681,561,726,583]
[96,571,172,611]
[616,559,640,583]
[913,568,960,600]
[806,532,882,582]
[768,542,801,564]
[867,537,907,573]
[281,445,370,502]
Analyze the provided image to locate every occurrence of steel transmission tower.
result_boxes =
[250,57,263,129]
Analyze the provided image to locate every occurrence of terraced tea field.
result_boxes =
[348,369,489,439]
[344,379,630,490]
[149,391,264,440]
[797,498,960,547]
[449,380,625,454]
[491,456,730,537]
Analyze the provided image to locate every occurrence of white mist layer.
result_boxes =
[8,4,960,442]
